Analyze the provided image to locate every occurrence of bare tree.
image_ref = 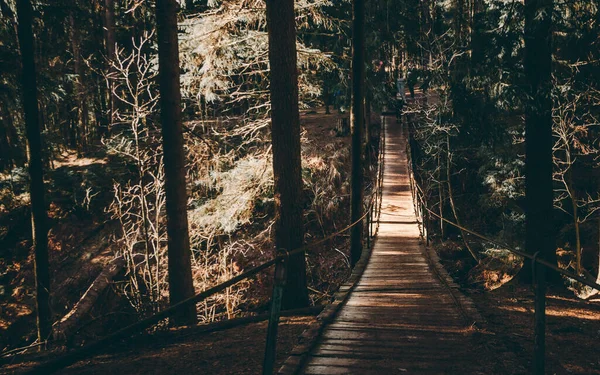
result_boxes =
[265,0,309,308]
[16,0,51,342]
[155,0,197,325]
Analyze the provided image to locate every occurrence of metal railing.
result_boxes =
[403,116,600,375]
[25,117,386,375]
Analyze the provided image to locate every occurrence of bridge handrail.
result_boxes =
[25,116,386,374]
[403,106,598,374]
[408,154,600,291]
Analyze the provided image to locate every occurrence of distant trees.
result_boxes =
[155,0,197,325]
[265,0,309,309]
[16,0,51,342]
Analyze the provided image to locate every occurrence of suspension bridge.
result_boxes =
[279,113,499,374]
[22,100,600,375]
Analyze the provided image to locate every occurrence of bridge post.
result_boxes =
[366,207,371,249]
[425,205,430,247]
[262,253,287,375]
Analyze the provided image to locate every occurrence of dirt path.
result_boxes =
[297,116,512,374]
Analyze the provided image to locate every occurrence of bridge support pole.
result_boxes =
[425,206,430,247]
[262,254,287,375]
[366,204,371,249]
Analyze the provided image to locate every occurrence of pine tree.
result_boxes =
[16,0,52,342]
[350,0,365,266]
[265,0,309,309]
[155,0,197,325]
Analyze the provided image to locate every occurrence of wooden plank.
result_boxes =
[297,117,488,374]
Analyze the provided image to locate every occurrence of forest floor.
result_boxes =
[1,316,315,374]
[0,107,364,373]
[3,106,600,374]
[467,283,600,374]
[436,240,600,375]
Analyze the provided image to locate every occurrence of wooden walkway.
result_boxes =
[299,116,490,374]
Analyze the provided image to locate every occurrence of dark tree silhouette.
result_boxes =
[16,0,51,342]
[265,0,309,309]
[523,0,557,276]
[524,0,555,370]
[155,0,197,325]
[350,0,365,266]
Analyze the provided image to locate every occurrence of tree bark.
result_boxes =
[523,0,557,281]
[53,257,125,339]
[0,101,23,171]
[155,0,197,326]
[350,0,365,267]
[470,0,485,69]
[69,13,89,151]
[103,0,116,132]
[523,0,555,369]
[16,0,52,342]
[597,216,600,285]
[265,0,309,309]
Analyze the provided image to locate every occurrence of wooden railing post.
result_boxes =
[532,252,546,375]
[366,205,371,249]
[425,205,430,247]
[262,252,287,375]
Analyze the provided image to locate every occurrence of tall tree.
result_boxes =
[69,12,89,151]
[16,0,51,342]
[265,0,309,309]
[104,0,116,131]
[155,0,197,326]
[350,0,365,266]
[523,0,557,276]
[524,0,555,370]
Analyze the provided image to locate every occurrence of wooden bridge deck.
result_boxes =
[299,115,491,374]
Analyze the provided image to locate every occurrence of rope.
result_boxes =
[24,190,382,373]
[416,190,600,291]
[21,122,387,373]
[401,112,600,291]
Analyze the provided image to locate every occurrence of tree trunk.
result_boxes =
[597,215,600,285]
[350,0,365,267]
[524,0,554,369]
[53,257,125,339]
[523,0,557,282]
[16,0,52,342]
[438,153,446,239]
[155,0,197,326]
[0,101,23,171]
[69,13,88,151]
[103,0,116,132]
[265,0,309,309]
[470,0,485,69]
[566,168,582,274]
[364,97,371,167]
